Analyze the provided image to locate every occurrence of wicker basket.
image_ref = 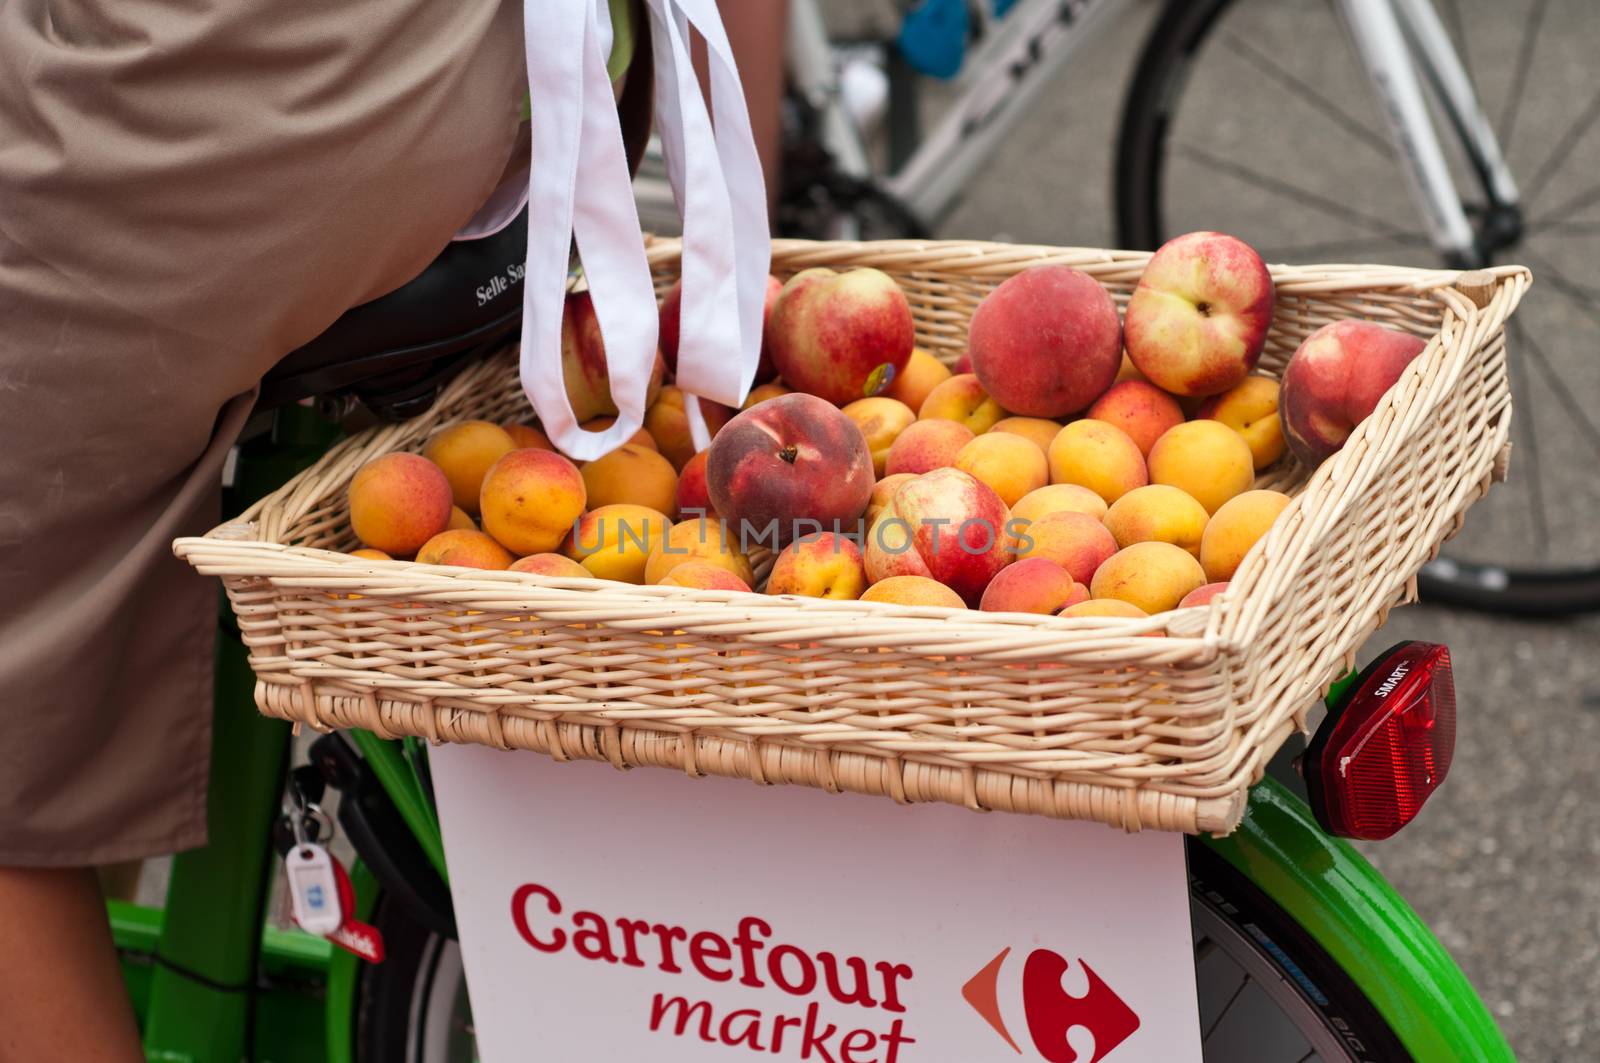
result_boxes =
[175,239,1528,835]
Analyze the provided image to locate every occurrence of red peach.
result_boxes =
[675,450,715,521]
[562,289,667,421]
[768,267,915,405]
[660,274,784,384]
[1279,320,1427,467]
[967,265,1122,417]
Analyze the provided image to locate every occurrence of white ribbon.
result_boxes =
[519,0,770,460]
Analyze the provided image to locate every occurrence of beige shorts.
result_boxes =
[0,0,524,865]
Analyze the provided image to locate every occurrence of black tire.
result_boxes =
[1115,0,1600,618]
[1186,840,1409,1061]
[356,895,475,1063]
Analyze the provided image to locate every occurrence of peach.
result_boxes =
[1279,320,1426,467]
[1124,231,1274,396]
[415,529,514,570]
[579,416,657,452]
[478,448,587,556]
[954,432,1047,508]
[917,373,1007,434]
[580,443,678,514]
[841,396,917,477]
[348,548,391,561]
[1046,420,1148,504]
[1195,375,1285,470]
[423,421,516,515]
[1013,510,1117,585]
[1010,483,1108,525]
[883,419,974,476]
[674,450,715,521]
[769,267,914,405]
[564,504,672,583]
[644,518,755,586]
[707,393,874,546]
[1061,599,1148,620]
[645,386,735,471]
[1146,421,1254,515]
[562,289,667,422]
[766,532,868,600]
[348,453,453,556]
[1179,582,1229,609]
[864,468,1013,606]
[509,553,591,579]
[1103,484,1210,558]
[979,558,1088,615]
[1090,542,1207,614]
[864,473,916,527]
[1086,381,1186,457]
[658,560,752,593]
[660,273,783,383]
[503,423,554,451]
[988,417,1062,455]
[447,506,478,531]
[742,382,792,410]
[968,264,1123,417]
[1200,489,1291,583]
[860,575,965,609]
[884,347,952,413]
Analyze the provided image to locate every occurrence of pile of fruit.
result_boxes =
[343,231,1425,625]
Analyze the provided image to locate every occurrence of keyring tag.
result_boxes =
[285,843,343,936]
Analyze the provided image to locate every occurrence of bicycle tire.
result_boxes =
[353,844,1407,1062]
[1114,0,1600,617]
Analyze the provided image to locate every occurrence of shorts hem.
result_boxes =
[0,820,209,869]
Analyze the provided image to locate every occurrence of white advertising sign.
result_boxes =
[432,746,1201,1063]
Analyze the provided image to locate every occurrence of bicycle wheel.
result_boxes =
[1117,0,1600,615]
[356,894,477,1063]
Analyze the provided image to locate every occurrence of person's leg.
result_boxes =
[718,0,789,214]
[0,868,143,1063]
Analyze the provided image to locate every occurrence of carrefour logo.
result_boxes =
[963,946,1140,1063]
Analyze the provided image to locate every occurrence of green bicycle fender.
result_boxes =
[349,728,450,884]
[324,860,381,1063]
[1202,778,1511,1062]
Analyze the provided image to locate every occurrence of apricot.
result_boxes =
[988,416,1062,455]
[1010,483,1108,525]
[1090,541,1206,614]
[884,347,952,413]
[1195,375,1285,470]
[675,450,715,521]
[1200,490,1291,583]
[1061,599,1148,620]
[842,397,917,477]
[1179,582,1229,609]
[564,504,672,583]
[448,506,477,531]
[953,432,1047,508]
[415,529,514,570]
[1103,484,1210,558]
[348,548,391,561]
[348,453,453,556]
[509,553,590,579]
[766,532,868,600]
[1147,420,1254,515]
[644,518,755,587]
[423,421,517,515]
[860,575,965,609]
[742,382,792,410]
[580,443,678,514]
[579,416,658,452]
[918,373,1007,434]
[1086,381,1186,457]
[658,560,752,592]
[979,558,1087,615]
[503,423,554,451]
[1046,420,1148,505]
[1013,510,1117,586]
[884,419,974,477]
[864,473,916,527]
[645,385,734,470]
[478,449,586,556]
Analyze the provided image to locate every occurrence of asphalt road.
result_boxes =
[927,1,1600,1057]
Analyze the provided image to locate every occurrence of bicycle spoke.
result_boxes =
[1506,317,1550,557]
[1220,30,1394,161]
[1506,288,1600,456]
[1528,181,1600,233]
[1176,144,1418,241]
[1528,218,1600,238]
[1259,233,1433,262]
[1496,0,1549,154]
[1521,84,1600,204]
[1202,975,1252,1042]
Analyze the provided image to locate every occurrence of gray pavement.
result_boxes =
[931,2,1600,1057]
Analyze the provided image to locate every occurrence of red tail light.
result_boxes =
[1304,642,1456,840]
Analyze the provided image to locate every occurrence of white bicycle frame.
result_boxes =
[783,0,1520,263]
